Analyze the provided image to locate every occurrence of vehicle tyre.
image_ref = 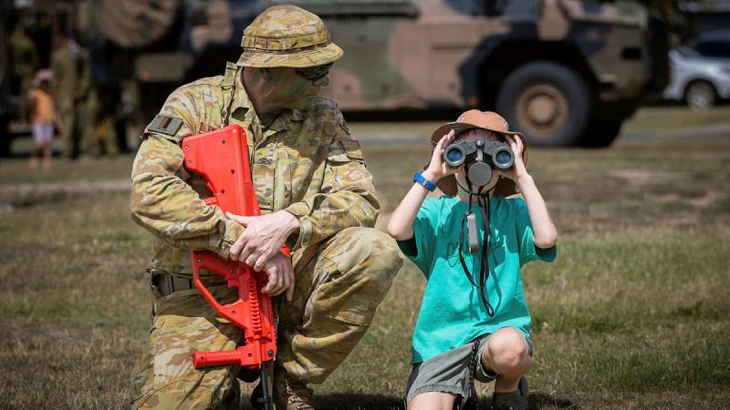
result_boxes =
[496,61,591,147]
[582,119,623,148]
[685,80,716,111]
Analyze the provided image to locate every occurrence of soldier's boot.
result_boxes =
[272,364,314,410]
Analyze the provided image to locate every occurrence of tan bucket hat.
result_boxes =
[237,5,343,68]
[429,110,529,197]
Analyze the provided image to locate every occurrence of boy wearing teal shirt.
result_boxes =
[388,110,558,410]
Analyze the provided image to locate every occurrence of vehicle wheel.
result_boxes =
[496,61,591,147]
[685,81,716,111]
[582,119,623,148]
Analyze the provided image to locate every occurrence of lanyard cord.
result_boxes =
[458,183,496,317]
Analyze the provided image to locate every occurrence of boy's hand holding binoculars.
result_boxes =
[424,130,462,182]
[501,134,530,183]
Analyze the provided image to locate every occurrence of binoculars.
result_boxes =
[443,138,514,187]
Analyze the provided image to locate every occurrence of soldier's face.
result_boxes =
[260,67,330,110]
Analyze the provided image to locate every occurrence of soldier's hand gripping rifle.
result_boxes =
[182,124,286,410]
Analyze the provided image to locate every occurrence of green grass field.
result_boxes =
[1,107,729,409]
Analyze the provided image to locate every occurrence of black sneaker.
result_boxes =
[490,376,528,410]
[459,381,479,410]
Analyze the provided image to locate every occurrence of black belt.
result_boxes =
[152,274,194,297]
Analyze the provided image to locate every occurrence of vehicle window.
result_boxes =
[446,0,535,17]
[445,0,487,16]
[695,41,730,58]
[487,0,536,17]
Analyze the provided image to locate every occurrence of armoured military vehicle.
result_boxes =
[2,0,666,154]
[306,0,670,147]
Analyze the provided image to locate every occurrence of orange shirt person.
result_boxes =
[28,70,63,170]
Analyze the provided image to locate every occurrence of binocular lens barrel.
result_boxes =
[493,149,514,169]
[444,146,466,167]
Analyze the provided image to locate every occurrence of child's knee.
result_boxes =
[408,391,457,410]
[483,328,531,373]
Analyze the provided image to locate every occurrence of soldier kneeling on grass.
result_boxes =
[129,5,403,409]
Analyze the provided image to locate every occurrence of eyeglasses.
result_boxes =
[295,63,333,82]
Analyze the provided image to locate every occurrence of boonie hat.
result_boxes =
[430,110,529,197]
[237,5,343,68]
[32,69,54,87]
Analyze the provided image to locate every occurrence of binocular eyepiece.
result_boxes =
[443,138,514,187]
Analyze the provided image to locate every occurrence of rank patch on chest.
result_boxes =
[148,115,184,136]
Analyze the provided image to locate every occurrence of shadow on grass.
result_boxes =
[473,394,576,410]
[316,393,403,409]
[529,392,576,409]
[312,392,575,409]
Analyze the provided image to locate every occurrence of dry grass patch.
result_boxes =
[0,129,729,408]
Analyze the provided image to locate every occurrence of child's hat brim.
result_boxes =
[428,110,529,197]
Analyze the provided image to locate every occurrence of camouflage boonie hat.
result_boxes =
[237,5,343,68]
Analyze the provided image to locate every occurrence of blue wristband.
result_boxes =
[413,171,437,192]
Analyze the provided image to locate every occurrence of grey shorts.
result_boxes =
[405,331,533,406]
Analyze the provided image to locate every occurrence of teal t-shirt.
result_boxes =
[398,195,557,364]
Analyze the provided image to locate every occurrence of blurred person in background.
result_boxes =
[84,84,118,157]
[28,70,62,170]
[51,31,90,160]
[10,18,39,123]
[85,33,120,158]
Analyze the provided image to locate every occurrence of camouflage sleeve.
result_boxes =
[286,119,380,249]
[130,87,244,258]
[130,135,244,257]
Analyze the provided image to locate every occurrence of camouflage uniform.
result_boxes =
[85,85,120,157]
[129,5,402,409]
[51,40,89,159]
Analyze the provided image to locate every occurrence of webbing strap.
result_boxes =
[221,62,239,125]
[458,184,496,317]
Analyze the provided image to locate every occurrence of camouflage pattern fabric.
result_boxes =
[130,62,380,275]
[129,59,402,407]
[85,86,119,157]
[276,227,402,384]
[237,5,343,68]
[130,283,242,409]
[129,228,402,408]
[51,44,90,158]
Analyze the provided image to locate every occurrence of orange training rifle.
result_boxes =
[182,124,286,410]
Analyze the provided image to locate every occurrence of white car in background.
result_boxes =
[663,31,730,110]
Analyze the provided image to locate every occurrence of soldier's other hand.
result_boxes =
[260,252,295,301]
[227,210,300,271]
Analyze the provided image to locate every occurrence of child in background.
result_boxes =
[28,69,62,170]
[388,110,558,410]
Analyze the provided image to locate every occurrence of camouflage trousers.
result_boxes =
[130,227,403,409]
[57,99,77,159]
